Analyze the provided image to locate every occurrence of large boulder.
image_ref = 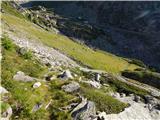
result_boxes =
[61,82,80,93]
[0,86,8,94]
[13,71,35,82]
[71,97,97,120]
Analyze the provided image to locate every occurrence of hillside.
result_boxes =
[1,1,160,120]
[22,1,160,71]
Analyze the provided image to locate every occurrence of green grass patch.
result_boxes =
[80,84,128,114]
[122,69,160,89]
[49,80,77,120]
[1,37,50,119]
[0,101,10,113]
[1,37,47,78]
[101,75,149,97]
[1,36,14,51]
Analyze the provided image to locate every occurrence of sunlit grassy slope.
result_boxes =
[2,14,139,73]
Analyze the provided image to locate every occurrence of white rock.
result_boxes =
[33,82,41,88]
[60,70,73,79]
[0,86,8,94]
[113,92,120,98]
[80,80,101,89]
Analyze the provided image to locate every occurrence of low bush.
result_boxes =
[22,50,33,59]
[2,36,14,50]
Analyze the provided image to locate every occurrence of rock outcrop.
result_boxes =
[13,71,35,82]
[71,97,96,120]
[99,95,160,120]
[62,82,80,93]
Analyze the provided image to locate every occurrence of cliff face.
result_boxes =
[21,1,160,71]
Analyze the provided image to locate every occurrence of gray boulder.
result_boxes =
[13,71,35,82]
[19,47,28,55]
[71,98,97,120]
[62,82,80,93]
[134,95,141,102]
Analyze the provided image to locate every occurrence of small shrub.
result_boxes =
[22,50,33,59]
[2,36,14,50]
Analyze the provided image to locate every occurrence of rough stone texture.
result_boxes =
[0,86,8,94]
[13,71,35,82]
[78,101,97,120]
[71,97,96,120]
[61,82,80,93]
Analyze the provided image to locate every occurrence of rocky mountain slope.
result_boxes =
[1,1,160,120]
[22,1,160,71]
